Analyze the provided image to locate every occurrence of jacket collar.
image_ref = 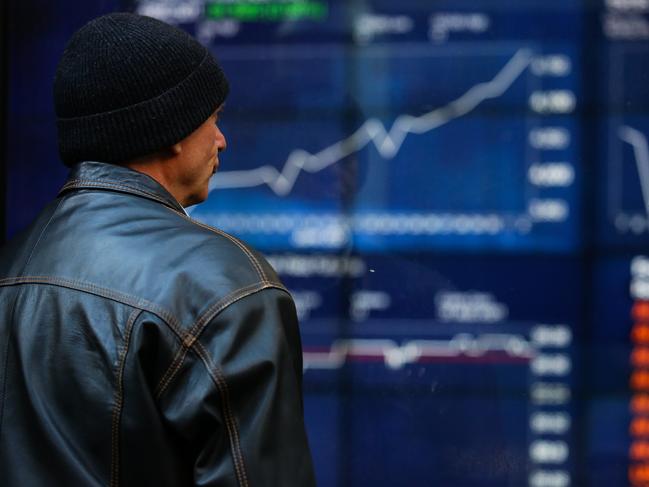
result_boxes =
[58,161,186,214]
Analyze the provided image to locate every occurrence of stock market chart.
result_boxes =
[127,0,584,485]
[599,42,649,246]
[8,0,649,485]
[281,253,578,486]
[177,3,582,252]
[595,3,649,483]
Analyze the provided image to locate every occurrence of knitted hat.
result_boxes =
[54,13,229,166]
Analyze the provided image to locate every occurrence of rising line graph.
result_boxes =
[208,49,534,197]
[618,125,649,218]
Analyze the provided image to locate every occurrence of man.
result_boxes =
[0,12,316,486]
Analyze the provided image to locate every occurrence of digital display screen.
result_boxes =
[285,253,578,485]
[599,41,649,247]
[181,2,582,253]
[6,0,649,485]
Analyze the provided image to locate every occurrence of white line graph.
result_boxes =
[209,49,533,197]
[303,333,534,370]
[619,125,649,218]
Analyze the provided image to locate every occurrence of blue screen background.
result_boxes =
[6,0,648,485]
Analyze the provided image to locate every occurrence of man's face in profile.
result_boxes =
[172,108,227,207]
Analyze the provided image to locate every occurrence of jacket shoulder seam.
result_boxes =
[154,282,287,398]
[172,210,270,284]
[60,179,180,211]
[0,276,183,332]
[154,284,294,487]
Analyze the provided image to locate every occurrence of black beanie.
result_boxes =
[54,13,229,166]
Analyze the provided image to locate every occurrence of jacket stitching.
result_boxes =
[154,282,283,399]
[61,180,165,202]
[0,288,20,437]
[0,276,183,334]
[0,275,274,487]
[154,347,191,400]
[192,220,267,282]
[61,182,270,285]
[62,180,270,284]
[61,176,270,283]
[192,341,250,487]
[110,308,141,487]
[165,207,269,284]
[189,282,275,343]
[155,285,296,485]
[60,179,180,211]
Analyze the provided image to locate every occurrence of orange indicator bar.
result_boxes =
[630,463,649,484]
[632,395,649,414]
[631,418,649,437]
[631,441,649,461]
[632,348,649,368]
[633,325,649,345]
[633,302,649,323]
[631,371,649,391]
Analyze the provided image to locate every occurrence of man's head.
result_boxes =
[53,13,229,205]
[127,106,227,207]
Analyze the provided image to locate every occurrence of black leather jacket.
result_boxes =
[0,161,316,486]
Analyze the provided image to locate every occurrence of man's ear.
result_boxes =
[171,142,182,155]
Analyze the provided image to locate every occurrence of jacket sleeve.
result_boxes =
[159,286,317,487]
